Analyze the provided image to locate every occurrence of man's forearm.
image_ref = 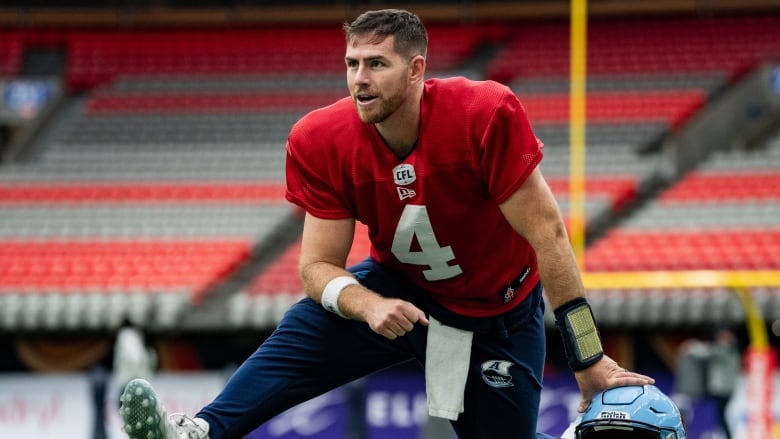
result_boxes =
[300,260,380,321]
[535,228,586,309]
[300,260,351,303]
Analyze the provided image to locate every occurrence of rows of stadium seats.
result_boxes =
[234,95,717,327]
[230,223,371,328]
[85,88,346,114]
[583,132,780,326]
[491,16,754,233]
[0,198,293,329]
[519,90,706,125]
[0,76,303,329]
[499,14,777,230]
[1,12,779,330]
[0,182,286,202]
[65,24,498,90]
[0,240,250,288]
[0,19,389,330]
[486,15,780,83]
[588,135,780,272]
[231,13,780,328]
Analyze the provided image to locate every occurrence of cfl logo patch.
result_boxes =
[393,164,416,185]
[393,164,417,200]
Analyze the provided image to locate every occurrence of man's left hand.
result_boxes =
[574,355,655,413]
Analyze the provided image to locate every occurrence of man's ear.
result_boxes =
[409,55,426,83]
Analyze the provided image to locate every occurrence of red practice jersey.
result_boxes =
[286,77,543,317]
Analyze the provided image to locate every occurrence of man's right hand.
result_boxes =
[362,296,429,339]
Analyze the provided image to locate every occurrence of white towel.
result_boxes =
[425,316,474,420]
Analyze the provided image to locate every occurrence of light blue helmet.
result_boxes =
[575,385,686,439]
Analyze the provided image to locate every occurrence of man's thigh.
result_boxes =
[199,296,422,437]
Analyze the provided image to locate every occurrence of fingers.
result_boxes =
[609,363,655,384]
[373,300,428,340]
[602,356,655,385]
[577,386,596,413]
[384,324,406,340]
[397,317,415,333]
[577,372,655,413]
[575,356,657,414]
[613,371,655,387]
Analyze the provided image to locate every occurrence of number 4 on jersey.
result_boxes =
[391,205,463,281]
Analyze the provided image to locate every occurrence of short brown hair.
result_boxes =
[343,9,428,59]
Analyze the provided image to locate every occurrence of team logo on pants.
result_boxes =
[481,360,514,388]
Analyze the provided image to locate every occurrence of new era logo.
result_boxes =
[396,187,416,200]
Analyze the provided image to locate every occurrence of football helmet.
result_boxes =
[575,385,686,439]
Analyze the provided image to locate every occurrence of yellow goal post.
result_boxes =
[570,2,779,436]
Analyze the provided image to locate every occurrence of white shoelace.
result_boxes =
[169,413,208,439]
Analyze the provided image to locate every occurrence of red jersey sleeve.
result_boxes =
[285,127,354,220]
[479,91,543,204]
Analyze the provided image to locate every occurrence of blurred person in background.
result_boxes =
[706,328,740,439]
[118,9,652,439]
[113,324,157,396]
[676,327,741,439]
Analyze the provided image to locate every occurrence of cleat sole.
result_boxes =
[119,379,166,439]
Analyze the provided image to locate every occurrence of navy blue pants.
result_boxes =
[197,258,550,439]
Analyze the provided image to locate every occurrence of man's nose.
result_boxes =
[353,63,370,84]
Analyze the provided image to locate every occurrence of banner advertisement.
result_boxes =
[247,387,350,439]
[3,369,778,438]
[359,371,776,438]
[363,372,429,439]
[0,373,94,439]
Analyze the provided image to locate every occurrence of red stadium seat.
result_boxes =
[0,182,287,204]
[0,240,252,301]
[84,92,347,115]
[659,172,780,202]
[585,229,780,271]
[0,31,23,76]
[65,25,493,90]
[486,15,780,83]
[546,176,639,211]
[518,90,705,124]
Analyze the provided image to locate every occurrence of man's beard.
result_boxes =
[354,89,405,124]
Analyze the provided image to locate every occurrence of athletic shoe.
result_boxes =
[120,378,210,439]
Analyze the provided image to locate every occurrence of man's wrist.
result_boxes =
[554,297,604,371]
[321,276,359,318]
